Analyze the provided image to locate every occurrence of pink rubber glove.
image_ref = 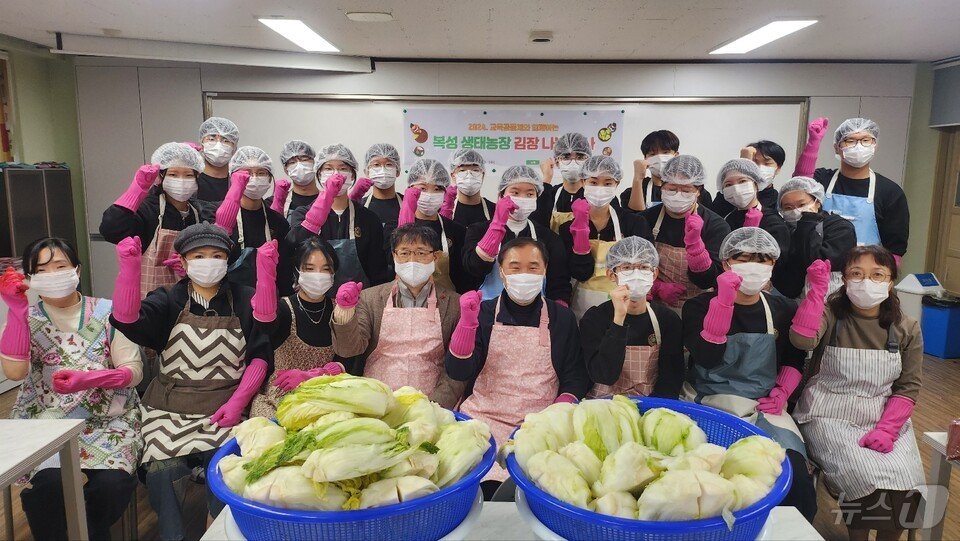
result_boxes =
[476,197,519,259]
[556,299,569,308]
[162,254,187,278]
[793,117,829,177]
[791,260,831,338]
[52,367,133,394]
[114,164,160,212]
[0,267,31,361]
[743,207,763,228]
[348,177,374,201]
[251,240,279,323]
[210,358,268,428]
[399,187,421,226]
[859,395,915,453]
[555,393,578,404]
[182,141,203,152]
[336,281,363,309]
[303,174,345,234]
[215,170,250,235]
[700,271,742,344]
[649,279,685,306]
[756,366,803,415]
[439,185,458,220]
[683,213,712,273]
[274,362,345,392]
[269,179,291,214]
[450,291,482,358]
[112,237,142,324]
[569,198,592,255]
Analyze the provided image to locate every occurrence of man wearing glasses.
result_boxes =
[330,224,465,409]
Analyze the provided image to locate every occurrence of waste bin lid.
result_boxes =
[897,273,945,294]
[922,294,960,308]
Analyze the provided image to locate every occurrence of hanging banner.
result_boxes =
[402,108,624,170]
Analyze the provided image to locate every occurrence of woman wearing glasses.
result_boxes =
[793,117,910,263]
[790,245,924,540]
[329,224,465,408]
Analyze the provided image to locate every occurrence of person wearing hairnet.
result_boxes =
[196,117,240,202]
[446,237,590,491]
[715,159,791,264]
[794,117,909,262]
[681,227,816,521]
[286,144,392,288]
[359,143,404,230]
[790,246,924,540]
[108,223,274,540]
[560,156,652,319]
[622,130,711,211]
[462,166,573,303]
[772,177,856,298]
[266,140,318,218]
[448,149,495,227]
[638,155,730,310]
[100,142,216,296]
[535,132,610,231]
[711,140,785,216]
[578,236,684,399]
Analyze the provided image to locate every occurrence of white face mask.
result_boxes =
[368,165,398,189]
[320,170,353,196]
[395,261,435,288]
[186,258,228,287]
[584,185,618,208]
[841,143,876,168]
[298,271,334,299]
[502,272,544,304]
[287,162,315,186]
[416,191,444,216]
[203,141,233,167]
[661,190,698,214]
[722,182,757,210]
[163,176,198,202]
[781,203,818,224]
[646,154,673,178]
[617,269,654,300]
[29,268,80,299]
[508,195,538,223]
[729,261,773,295]
[243,174,272,200]
[846,279,890,309]
[558,160,585,182]
[758,165,778,182]
[455,171,483,196]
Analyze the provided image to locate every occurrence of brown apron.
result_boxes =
[588,306,661,397]
[432,219,456,292]
[652,207,706,312]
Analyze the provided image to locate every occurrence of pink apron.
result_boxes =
[652,208,705,311]
[363,283,445,397]
[588,307,661,398]
[459,296,557,481]
[141,196,197,297]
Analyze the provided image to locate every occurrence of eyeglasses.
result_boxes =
[557,156,587,165]
[662,186,699,194]
[616,264,653,272]
[394,250,435,262]
[839,137,877,149]
[845,270,890,283]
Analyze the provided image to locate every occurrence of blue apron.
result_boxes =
[681,293,807,457]
[226,205,272,289]
[479,220,541,301]
[822,170,881,246]
[331,201,370,289]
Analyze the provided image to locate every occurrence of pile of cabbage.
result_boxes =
[219,375,491,511]
[503,396,786,526]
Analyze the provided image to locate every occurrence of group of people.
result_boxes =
[0,114,923,541]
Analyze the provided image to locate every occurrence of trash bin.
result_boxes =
[896,273,945,324]
[921,294,960,359]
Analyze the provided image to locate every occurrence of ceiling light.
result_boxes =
[258,18,339,52]
[709,20,817,55]
[346,12,394,22]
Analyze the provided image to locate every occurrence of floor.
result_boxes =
[1,356,958,541]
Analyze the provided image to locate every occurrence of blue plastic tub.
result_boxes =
[207,412,496,541]
[921,303,960,358]
[505,397,793,541]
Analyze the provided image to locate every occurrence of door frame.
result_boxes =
[930,127,960,290]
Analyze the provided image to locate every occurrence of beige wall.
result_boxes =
[901,63,940,276]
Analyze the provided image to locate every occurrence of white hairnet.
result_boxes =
[717,158,769,191]
[661,155,706,186]
[315,144,359,172]
[834,117,879,144]
[606,236,659,269]
[579,155,622,181]
[364,143,401,169]
[719,227,781,261]
[408,158,451,188]
[229,146,273,175]
[198,117,239,145]
[151,142,205,173]
[554,132,591,157]
[498,165,544,195]
[449,149,485,170]
[279,140,316,166]
[779,176,825,203]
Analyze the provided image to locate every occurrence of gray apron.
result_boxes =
[332,201,371,289]
[226,205,272,289]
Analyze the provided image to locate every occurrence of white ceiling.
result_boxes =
[1,0,959,62]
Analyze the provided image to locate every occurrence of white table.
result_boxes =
[201,503,823,541]
[922,431,959,541]
[0,419,88,541]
